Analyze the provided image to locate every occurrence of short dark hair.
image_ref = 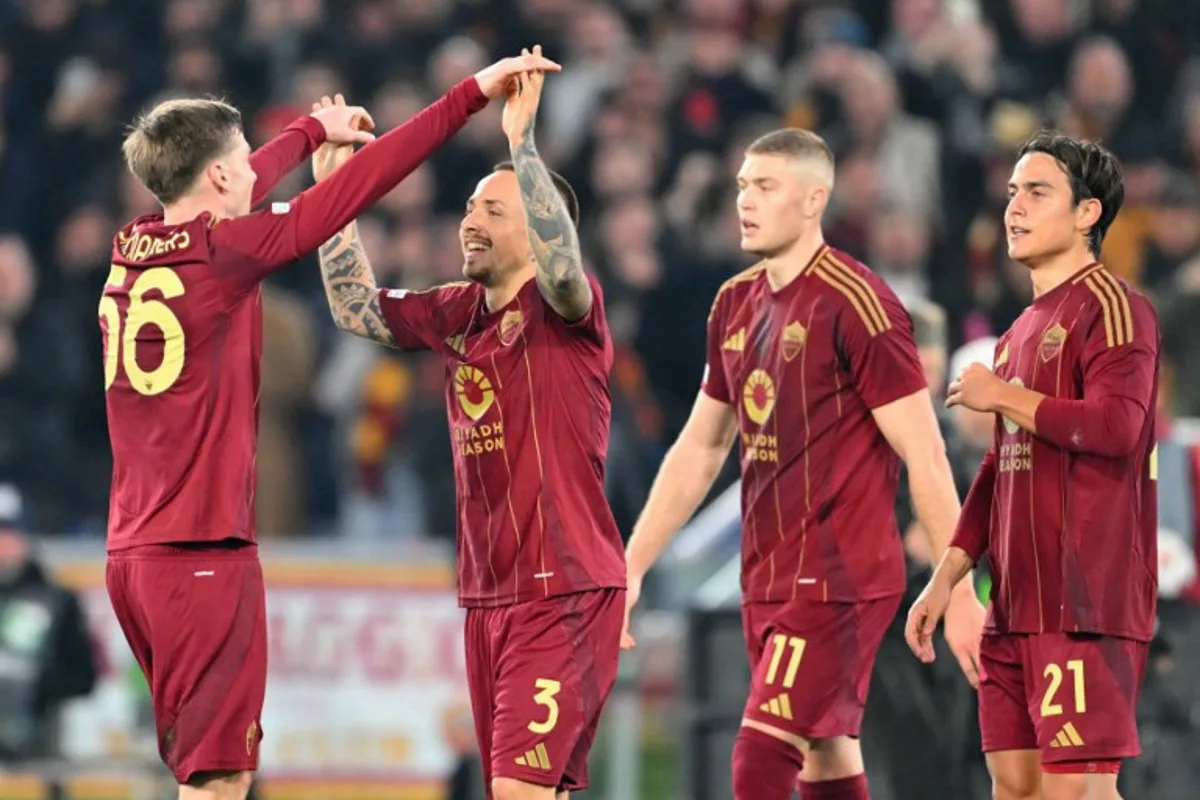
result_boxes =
[123,98,243,205]
[492,161,581,226]
[1017,130,1124,257]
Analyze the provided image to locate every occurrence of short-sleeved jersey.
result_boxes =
[377,275,625,607]
[984,263,1159,641]
[702,245,927,604]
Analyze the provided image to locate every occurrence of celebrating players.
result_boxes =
[102,51,558,800]
[312,49,624,800]
[906,132,1159,800]
[622,128,985,800]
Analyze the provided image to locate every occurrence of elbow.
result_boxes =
[1090,400,1146,457]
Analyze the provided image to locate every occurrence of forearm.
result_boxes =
[293,78,487,256]
[250,117,326,206]
[1033,394,1147,457]
[948,451,995,562]
[905,449,962,566]
[317,223,395,346]
[627,441,727,579]
[931,546,976,593]
[508,129,591,321]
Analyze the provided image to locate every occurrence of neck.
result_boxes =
[1027,245,1097,298]
[162,195,221,227]
[484,267,535,312]
[764,230,826,291]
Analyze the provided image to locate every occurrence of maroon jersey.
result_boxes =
[952,263,1160,641]
[702,245,927,604]
[103,79,488,551]
[377,275,625,607]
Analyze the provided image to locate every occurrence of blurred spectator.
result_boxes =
[0,484,97,766]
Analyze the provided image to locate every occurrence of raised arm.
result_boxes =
[213,52,561,293]
[248,118,327,208]
[503,56,592,321]
[317,222,395,346]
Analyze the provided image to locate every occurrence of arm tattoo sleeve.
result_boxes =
[317,222,396,346]
[510,123,593,321]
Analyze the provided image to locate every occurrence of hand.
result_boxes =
[473,46,561,99]
[621,573,642,650]
[310,98,357,182]
[946,362,1004,413]
[310,93,375,146]
[943,586,986,688]
[502,46,548,144]
[905,576,951,664]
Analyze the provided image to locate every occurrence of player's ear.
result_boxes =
[1074,197,1102,233]
[804,185,830,220]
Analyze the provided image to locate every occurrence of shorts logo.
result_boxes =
[246,721,258,755]
[743,369,776,425]
[758,692,794,721]
[780,321,807,362]
[1002,377,1024,435]
[455,365,495,421]
[515,742,552,770]
[1039,323,1068,362]
[1048,722,1085,748]
[498,309,524,346]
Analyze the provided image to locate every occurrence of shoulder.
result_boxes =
[708,263,766,322]
[1071,264,1159,347]
[810,247,905,336]
[384,280,478,305]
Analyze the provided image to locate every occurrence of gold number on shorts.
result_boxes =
[1041,659,1086,717]
[765,634,807,689]
[528,678,562,734]
[100,265,187,396]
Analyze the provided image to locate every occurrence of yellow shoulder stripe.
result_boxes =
[708,264,765,322]
[1082,269,1133,347]
[813,253,890,336]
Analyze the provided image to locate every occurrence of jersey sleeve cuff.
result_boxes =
[863,374,929,411]
[1034,397,1077,449]
[284,115,328,150]
[454,77,490,114]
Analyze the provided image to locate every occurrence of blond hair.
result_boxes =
[122,98,243,204]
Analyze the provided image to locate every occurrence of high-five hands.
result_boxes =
[309,93,375,147]
[473,46,561,99]
[311,95,363,183]
[502,46,549,144]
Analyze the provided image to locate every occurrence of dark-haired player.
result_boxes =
[622,127,984,800]
[906,132,1159,800]
[312,56,623,800]
[102,51,558,800]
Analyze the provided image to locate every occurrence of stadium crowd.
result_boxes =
[2,0,1200,797]
[2,0,1200,545]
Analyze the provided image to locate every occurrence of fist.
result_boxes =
[946,362,1003,413]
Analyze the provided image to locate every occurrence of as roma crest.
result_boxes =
[780,321,807,362]
[1039,323,1067,362]
[498,309,524,346]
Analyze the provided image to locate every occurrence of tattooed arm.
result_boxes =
[504,62,593,322]
[317,222,396,346]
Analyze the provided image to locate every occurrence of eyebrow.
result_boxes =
[1007,180,1054,192]
[465,198,506,210]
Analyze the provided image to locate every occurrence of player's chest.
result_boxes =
[442,307,539,429]
[718,296,843,426]
[993,308,1082,399]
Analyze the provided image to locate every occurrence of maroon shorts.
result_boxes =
[978,632,1148,766]
[741,595,900,740]
[464,588,624,794]
[106,544,267,784]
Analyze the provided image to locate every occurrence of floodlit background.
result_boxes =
[0,0,1199,798]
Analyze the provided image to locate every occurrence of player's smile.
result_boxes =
[462,235,492,261]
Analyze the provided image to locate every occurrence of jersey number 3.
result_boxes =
[99,265,186,396]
